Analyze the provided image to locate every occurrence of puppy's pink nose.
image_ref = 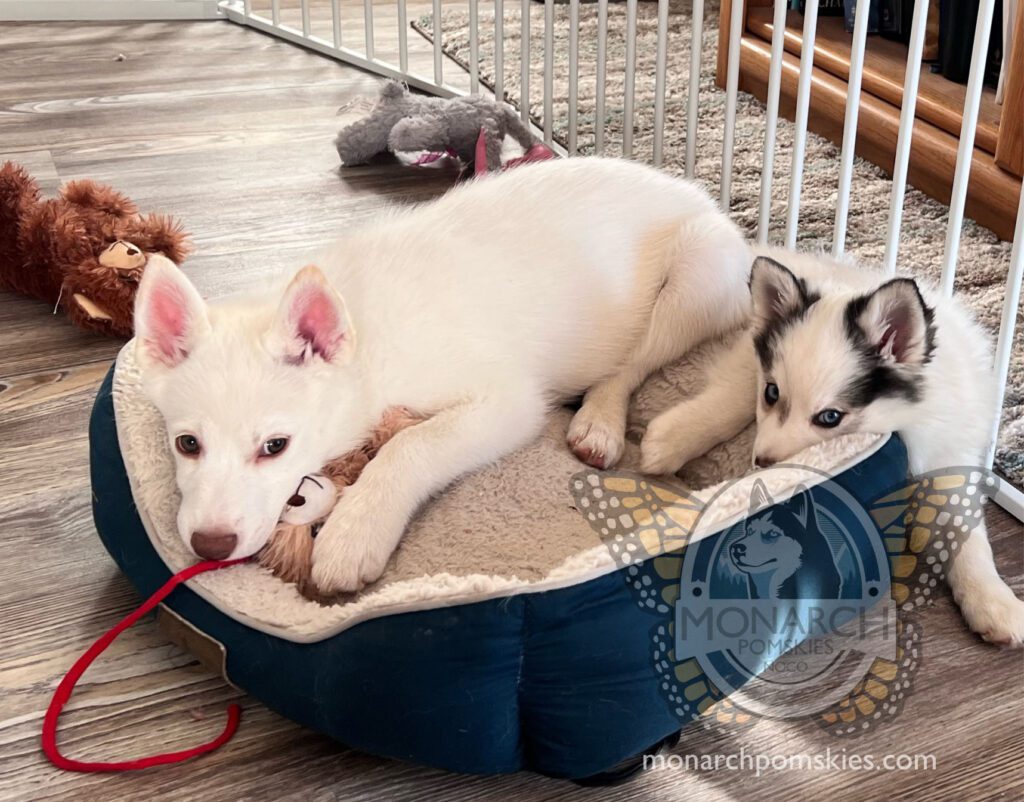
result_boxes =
[190,530,238,560]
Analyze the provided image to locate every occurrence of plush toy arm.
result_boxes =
[388,113,450,156]
[478,121,505,172]
[501,106,537,152]
[12,200,93,301]
[0,162,41,286]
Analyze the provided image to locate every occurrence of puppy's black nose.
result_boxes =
[754,455,776,469]
[191,530,238,560]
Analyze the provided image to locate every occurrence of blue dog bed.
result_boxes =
[90,353,909,779]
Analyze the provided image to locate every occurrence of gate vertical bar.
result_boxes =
[433,0,444,85]
[784,0,819,249]
[987,187,1024,465]
[364,0,375,60]
[595,0,609,155]
[652,0,669,166]
[939,0,997,296]
[521,0,531,123]
[832,0,871,256]
[469,0,480,93]
[685,0,704,178]
[543,0,554,143]
[495,0,504,100]
[569,0,580,155]
[271,0,279,26]
[301,0,310,36]
[882,0,929,274]
[331,0,341,47]
[720,0,745,208]
[757,0,788,244]
[623,0,638,157]
[398,0,408,72]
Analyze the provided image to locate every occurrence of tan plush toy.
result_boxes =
[259,407,426,601]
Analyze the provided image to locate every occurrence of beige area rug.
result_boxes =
[412,0,1023,488]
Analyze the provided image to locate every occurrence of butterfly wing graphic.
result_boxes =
[815,467,994,736]
[569,469,703,614]
[570,470,750,727]
[869,467,995,610]
[569,470,702,561]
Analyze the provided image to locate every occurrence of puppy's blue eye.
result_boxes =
[813,409,844,428]
[764,383,780,406]
[261,437,289,457]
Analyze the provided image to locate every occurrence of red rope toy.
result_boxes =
[42,558,248,772]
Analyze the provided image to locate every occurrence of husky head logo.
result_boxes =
[747,256,935,469]
[133,257,364,562]
[729,479,842,600]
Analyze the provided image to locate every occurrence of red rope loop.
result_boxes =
[42,559,248,772]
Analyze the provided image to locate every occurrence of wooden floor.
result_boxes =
[0,16,1022,802]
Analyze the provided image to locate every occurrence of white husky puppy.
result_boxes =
[641,249,1024,647]
[133,158,751,593]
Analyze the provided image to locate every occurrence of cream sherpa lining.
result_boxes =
[111,335,888,644]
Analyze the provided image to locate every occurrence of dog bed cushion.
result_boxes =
[91,334,908,777]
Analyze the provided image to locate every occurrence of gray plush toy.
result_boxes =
[334,81,539,171]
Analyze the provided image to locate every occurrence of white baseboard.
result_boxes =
[0,0,222,21]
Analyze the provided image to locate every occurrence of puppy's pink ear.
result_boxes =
[850,279,934,366]
[134,255,209,368]
[270,265,355,365]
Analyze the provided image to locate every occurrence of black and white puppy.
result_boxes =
[642,249,1024,648]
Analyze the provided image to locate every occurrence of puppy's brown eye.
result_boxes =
[175,434,201,456]
[260,437,289,458]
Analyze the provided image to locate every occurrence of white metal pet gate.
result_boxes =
[224,0,1019,518]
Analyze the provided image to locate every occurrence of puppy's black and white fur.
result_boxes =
[642,248,1024,647]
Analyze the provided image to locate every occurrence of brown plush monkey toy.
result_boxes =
[260,406,426,603]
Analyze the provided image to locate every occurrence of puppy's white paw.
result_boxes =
[957,585,1024,648]
[311,524,394,594]
[640,415,691,475]
[567,404,625,470]
[310,491,400,594]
